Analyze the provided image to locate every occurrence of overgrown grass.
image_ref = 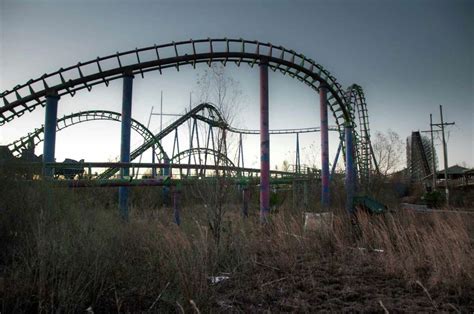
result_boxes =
[0,180,472,312]
[343,210,473,286]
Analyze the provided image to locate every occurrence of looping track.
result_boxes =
[8,104,340,180]
[1,38,377,179]
[7,110,166,159]
[0,39,349,126]
[344,84,378,181]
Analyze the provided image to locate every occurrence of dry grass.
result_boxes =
[340,210,473,286]
[0,180,472,312]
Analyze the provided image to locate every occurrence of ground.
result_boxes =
[211,254,473,313]
[1,182,473,312]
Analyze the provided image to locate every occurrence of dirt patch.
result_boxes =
[211,254,473,312]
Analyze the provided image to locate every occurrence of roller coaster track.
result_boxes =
[8,104,336,179]
[0,39,350,128]
[408,131,432,181]
[171,147,235,169]
[345,84,379,182]
[97,102,342,179]
[1,38,376,180]
[7,110,166,159]
[228,125,338,134]
[97,103,223,179]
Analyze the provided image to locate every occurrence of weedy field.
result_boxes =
[0,180,473,312]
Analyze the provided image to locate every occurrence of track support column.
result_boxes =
[295,133,301,174]
[330,140,343,181]
[151,145,157,178]
[43,93,60,177]
[119,74,134,220]
[320,84,330,209]
[345,123,355,214]
[259,60,270,222]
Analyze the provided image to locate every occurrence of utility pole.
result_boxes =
[136,91,183,178]
[429,114,436,189]
[430,105,455,207]
[439,105,449,206]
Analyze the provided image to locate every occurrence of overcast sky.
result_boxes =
[0,0,472,170]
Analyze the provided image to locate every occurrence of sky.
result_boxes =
[0,0,473,171]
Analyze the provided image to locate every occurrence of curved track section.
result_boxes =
[345,84,378,182]
[0,38,351,137]
[97,103,225,179]
[7,110,166,159]
[171,147,235,168]
[98,102,342,179]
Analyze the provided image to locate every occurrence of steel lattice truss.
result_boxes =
[407,131,435,182]
[1,38,378,179]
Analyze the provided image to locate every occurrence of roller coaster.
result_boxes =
[6,103,335,179]
[0,38,380,220]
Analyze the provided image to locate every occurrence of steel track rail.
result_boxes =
[97,102,224,179]
[98,102,337,179]
[14,161,309,178]
[344,84,378,180]
[171,147,235,168]
[7,110,166,159]
[227,125,338,134]
[0,38,350,138]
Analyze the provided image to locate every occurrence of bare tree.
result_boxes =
[195,64,242,125]
[192,64,243,244]
[372,129,404,176]
[194,64,243,169]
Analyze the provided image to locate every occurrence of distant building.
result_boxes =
[434,165,474,188]
[436,165,469,180]
[464,169,474,186]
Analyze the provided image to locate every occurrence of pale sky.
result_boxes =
[1,0,472,171]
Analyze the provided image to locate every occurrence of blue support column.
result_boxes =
[320,84,330,209]
[43,94,60,177]
[151,145,157,178]
[330,140,343,182]
[259,61,270,223]
[345,123,355,214]
[119,74,134,220]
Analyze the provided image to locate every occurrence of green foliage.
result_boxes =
[422,190,444,208]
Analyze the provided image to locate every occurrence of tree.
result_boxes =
[194,64,243,170]
[372,129,404,176]
[192,64,243,244]
[195,64,242,126]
